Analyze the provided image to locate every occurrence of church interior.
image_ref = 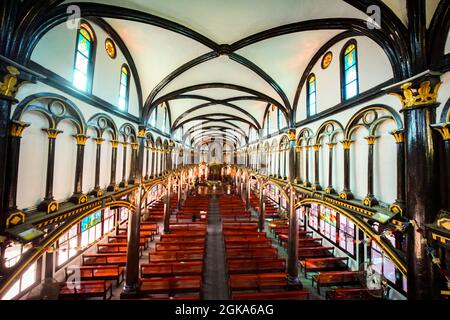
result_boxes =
[0,0,449,302]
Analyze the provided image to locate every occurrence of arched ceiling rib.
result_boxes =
[55,0,412,147]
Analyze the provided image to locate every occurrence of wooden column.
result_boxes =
[312,144,322,191]
[70,134,88,204]
[107,140,119,192]
[339,140,354,200]
[123,128,146,295]
[144,146,150,180]
[325,143,336,194]
[38,128,62,214]
[431,124,450,211]
[277,150,281,178]
[363,136,379,207]
[283,149,287,179]
[286,129,301,286]
[128,143,138,185]
[303,146,311,187]
[295,146,301,184]
[389,130,406,214]
[163,176,172,233]
[5,121,29,214]
[258,182,265,232]
[91,138,104,197]
[151,148,156,178]
[390,78,441,300]
[119,142,129,187]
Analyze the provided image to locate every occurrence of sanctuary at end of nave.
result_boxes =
[0,0,449,304]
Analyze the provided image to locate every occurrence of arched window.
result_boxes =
[118,65,130,111]
[73,23,96,92]
[307,74,317,117]
[341,40,359,101]
[150,107,157,127]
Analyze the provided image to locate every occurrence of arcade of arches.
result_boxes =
[0,0,449,301]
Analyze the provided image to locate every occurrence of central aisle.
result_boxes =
[202,192,230,300]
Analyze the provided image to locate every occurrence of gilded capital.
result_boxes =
[0,66,25,98]
[131,143,139,151]
[364,136,378,145]
[94,138,105,145]
[313,144,322,152]
[137,128,146,138]
[42,128,63,139]
[287,129,297,141]
[327,142,337,149]
[9,121,30,138]
[110,140,119,149]
[431,123,450,141]
[389,79,441,109]
[74,134,89,145]
[390,130,405,144]
[340,139,353,150]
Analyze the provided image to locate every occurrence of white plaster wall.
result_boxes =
[296,36,394,123]
[437,71,450,121]
[31,21,140,118]
[53,120,77,202]
[349,126,368,200]
[16,112,48,210]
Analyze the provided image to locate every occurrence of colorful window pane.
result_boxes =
[119,66,129,111]
[343,42,358,100]
[307,74,317,116]
[73,25,94,92]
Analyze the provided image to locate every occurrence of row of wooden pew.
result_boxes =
[58,199,165,300]
[135,194,211,300]
[220,195,310,300]
[268,219,379,299]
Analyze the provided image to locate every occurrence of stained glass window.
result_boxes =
[119,65,130,111]
[73,25,95,92]
[343,42,359,100]
[307,74,317,117]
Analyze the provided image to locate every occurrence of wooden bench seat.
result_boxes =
[225,240,273,249]
[229,273,295,292]
[299,257,349,276]
[139,276,202,295]
[326,288,380,300]
[312,271,361,294]
[160,232,207,240]
[82,253,127,266]
[224,231,266,237]
[149,251,205,263]
[232,291,309,300]
[227,259,285,274]
[298,247,334,260]
[97,243,144,256]
[226,248,278,260]
[141,261,203,278]
[107,235,148,249]
[277,231,312,244]
[155,242,205,252]
[65,265,125,286]
[142,294,201,300]
[59,280,112,300]
[224,235,269,242]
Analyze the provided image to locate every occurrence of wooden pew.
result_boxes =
[226,248,278,260]
[326,288,380,300]
[298,247,334,260]
[65,265,125,287]
[82,253,127,266]
[149,251,204,263]
[225,239,273,249]
[229,273,295,292]
[299,257,349,276]
[160,232,207,240]
[155,242,205,252]
[59,280,113,300]
[139,276,202,296]
[141,261,203,278]
[97,243,143,257]
[107,235,148,249]
[232,291,309,300]
[227,259,285,274]
[312,271,361,294]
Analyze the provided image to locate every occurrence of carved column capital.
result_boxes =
[42,128,63,139]
[9,120,30,138]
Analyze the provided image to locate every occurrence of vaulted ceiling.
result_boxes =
[60,0,441,147]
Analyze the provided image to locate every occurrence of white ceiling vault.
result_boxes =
[60,0,422,147]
